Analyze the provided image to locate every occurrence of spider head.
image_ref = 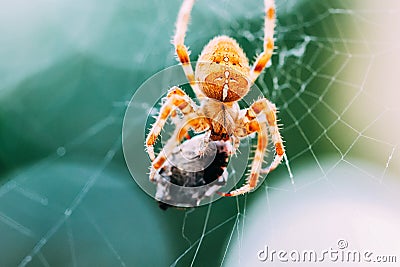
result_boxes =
[195,36,251,102]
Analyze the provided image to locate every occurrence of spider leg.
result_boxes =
[149,116,210,181]
[219,98,285,197]
[173,0,206,99]
[249,0,276,83]
[219,120,268,197]
[146,86,196,161]
[259,99,285,175]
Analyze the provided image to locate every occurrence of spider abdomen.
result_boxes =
[195,36,251,102]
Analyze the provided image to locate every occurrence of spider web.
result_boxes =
[0,0,399,266]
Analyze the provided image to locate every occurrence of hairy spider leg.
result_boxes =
[173,0,206,99]
[149,115,210,180]
[146,86,196,161]
[219,98,285,196]
[250,0,276,83]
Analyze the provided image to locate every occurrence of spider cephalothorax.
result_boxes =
[146,0,285,197]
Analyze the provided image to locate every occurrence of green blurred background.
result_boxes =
[1,0,399,266]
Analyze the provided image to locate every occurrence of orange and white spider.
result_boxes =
[145,0,285,197]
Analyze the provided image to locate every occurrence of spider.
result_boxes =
[145,0,285,196]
